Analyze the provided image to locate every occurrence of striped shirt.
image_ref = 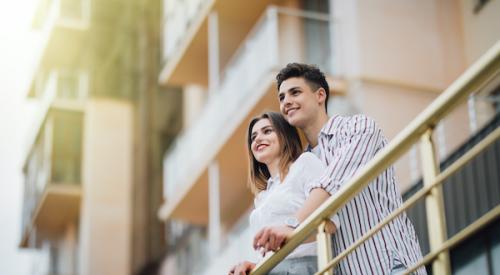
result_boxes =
[308,115,425,275]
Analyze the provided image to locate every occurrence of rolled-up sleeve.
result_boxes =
[308,115,382,195]
[301,153,341,229]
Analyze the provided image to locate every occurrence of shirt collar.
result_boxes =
[319,115,339,137]
[267,174,280,187]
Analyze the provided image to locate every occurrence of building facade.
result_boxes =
[19,0,182,274]
[157,0,500,274]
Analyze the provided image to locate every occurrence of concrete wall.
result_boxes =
[183,84,208,129]
[459,0,500,65]
[333,0,474,190]
[79,99,133,275]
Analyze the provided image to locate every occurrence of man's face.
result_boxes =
[278,77,324,128]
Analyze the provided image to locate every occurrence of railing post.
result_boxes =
[317,220,333,275]
[419,129,451,275]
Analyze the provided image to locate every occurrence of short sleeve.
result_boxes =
[296,152,341,229]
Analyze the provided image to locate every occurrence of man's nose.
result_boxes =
[282,94,292,107]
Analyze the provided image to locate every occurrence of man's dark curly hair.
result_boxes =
[276,63,329,113]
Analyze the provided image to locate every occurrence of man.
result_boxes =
[253,63,425,274]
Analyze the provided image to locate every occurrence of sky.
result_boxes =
[0,0,42,274]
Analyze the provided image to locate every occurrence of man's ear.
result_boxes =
[316,87,327,105]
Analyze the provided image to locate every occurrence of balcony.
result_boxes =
[160,6,339,224]
[20,98,84,248]
[159,0,279,86]
[28,0,91,97]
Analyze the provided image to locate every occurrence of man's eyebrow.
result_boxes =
[278,86,301,96]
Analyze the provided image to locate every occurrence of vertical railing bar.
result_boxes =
[316,221,333,275]
[403,205,500,274]
[420,129,451,275]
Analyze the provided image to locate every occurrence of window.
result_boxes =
[60,0,86,21]
[57,73,79,99]
[55,70,88,100]
[51,110,83,184]
[474,0,490,14]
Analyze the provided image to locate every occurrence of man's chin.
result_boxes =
[286,116,304,128]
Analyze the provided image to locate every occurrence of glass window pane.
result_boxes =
[60,0,83,21]
[51,111,83,184]
[57,73,80,99]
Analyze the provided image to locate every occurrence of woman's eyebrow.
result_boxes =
[261,125,272,131]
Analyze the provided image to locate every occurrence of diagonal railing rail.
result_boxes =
[250,40,500,275]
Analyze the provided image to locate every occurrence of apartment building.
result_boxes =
[158,0,499,274]
[19,0,182,274]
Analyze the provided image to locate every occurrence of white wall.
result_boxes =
[79,99,133,275]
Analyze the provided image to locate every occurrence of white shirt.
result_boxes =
[249,152,340,260]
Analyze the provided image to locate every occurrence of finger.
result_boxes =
[244,262,253,273]
[268,234,275,251]
[258,228,270,248]
[253,229,264,249]
[277,234,286,248]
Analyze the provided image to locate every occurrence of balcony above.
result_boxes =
[28,0,91,98]
[159,0,275,86]
[159,7,341,224]
[20,105,84,248]
[20,184,81,248]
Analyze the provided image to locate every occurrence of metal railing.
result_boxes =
[250,41,500,275]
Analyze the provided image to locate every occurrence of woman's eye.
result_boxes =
[264,129,272,134]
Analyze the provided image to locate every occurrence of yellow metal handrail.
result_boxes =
[251,40,500,275]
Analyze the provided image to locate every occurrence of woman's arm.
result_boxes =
[253,188,336,252]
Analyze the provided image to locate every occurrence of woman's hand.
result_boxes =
[253,225,293,254]
[228,261,256,275]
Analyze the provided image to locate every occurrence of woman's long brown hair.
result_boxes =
[246,112,302,195]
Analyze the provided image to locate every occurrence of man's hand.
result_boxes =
[253,225,294,254]
[228,261,256,275]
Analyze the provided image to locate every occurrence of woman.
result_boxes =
[229,112,339,275]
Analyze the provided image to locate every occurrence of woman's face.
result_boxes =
[250,118,281,165]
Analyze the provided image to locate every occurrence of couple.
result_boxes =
[229,63,425,275]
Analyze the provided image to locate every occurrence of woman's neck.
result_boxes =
[266,158,280,179]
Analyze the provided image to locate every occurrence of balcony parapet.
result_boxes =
[20,90,84,248]
[162,0,212,61]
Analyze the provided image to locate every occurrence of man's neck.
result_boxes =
[303,112,329,148]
